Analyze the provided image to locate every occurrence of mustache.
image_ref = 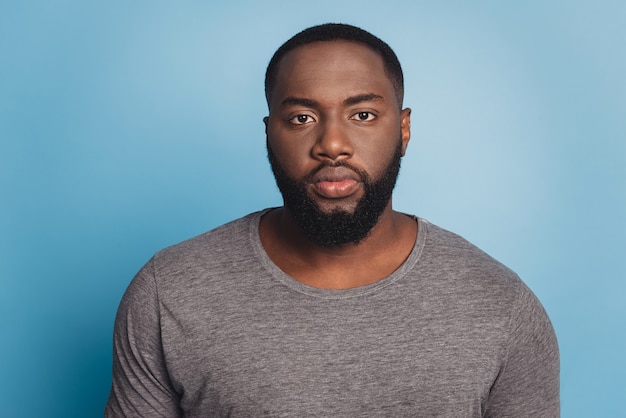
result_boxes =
[304,160,369,183]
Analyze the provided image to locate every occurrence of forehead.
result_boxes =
[271,41,394,107]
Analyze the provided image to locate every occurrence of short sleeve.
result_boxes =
[485,282,560,417]
[105,258,182,417]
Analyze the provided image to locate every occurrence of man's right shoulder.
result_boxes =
[151,210,264,268]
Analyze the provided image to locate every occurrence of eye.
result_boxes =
[351,111,376,122]
[289,114,315,125]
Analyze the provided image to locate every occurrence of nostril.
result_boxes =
[313,125,353,160]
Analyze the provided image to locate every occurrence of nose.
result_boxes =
[312,119,354,161]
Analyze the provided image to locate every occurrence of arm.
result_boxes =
[105,258,182,417]
[485,282,560,417]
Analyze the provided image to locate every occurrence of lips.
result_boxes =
[309,166,362,199]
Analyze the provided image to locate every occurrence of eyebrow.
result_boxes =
[343,93,384,106]
[281,97,318,108]
[280,93,384,109]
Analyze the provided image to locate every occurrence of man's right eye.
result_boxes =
[289,114,314,125]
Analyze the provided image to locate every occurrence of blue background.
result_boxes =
[2,1,624,416]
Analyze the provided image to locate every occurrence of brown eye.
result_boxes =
[290,114,314,125]
[351,112,375,122]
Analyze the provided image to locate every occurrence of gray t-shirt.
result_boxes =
[105,211,559,417]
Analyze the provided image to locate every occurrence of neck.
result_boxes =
[259,204,418,289]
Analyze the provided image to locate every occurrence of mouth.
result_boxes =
[313,179,360,198]
[308,166,362,199]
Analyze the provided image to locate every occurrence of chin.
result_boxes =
[313,199,359,216]
[308,190,362,214]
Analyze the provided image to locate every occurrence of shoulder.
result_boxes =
[158,211,262,255]
[129,211,266,298]
[152,210,263,268]
[415,218,558,357]
[421,220,508,264]
[415,219,530,315]
[419,219,518,281]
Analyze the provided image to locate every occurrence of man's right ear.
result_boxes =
[263,116,269,135]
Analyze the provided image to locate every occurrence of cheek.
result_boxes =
[267,132,312,175]
[358,133,402,170]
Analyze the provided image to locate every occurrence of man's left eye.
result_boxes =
[352,112,375,121]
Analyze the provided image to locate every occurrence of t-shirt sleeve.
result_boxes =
[485,281,560,417]
[105,258,182,417]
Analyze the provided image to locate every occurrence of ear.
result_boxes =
[400,108,411,156]
[263,116,269,135]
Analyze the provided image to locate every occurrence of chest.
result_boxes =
[159,291,507,416]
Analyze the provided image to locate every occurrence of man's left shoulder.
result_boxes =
[418,219,527,301]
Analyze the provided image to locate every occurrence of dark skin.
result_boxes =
[261,40,416,290]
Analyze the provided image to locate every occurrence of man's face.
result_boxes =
[265,40,411,246]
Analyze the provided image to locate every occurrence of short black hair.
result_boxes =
[264,23,404,108]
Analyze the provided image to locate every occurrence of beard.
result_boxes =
[267,140,403,248]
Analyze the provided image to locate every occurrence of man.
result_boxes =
[106,23,559,417]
